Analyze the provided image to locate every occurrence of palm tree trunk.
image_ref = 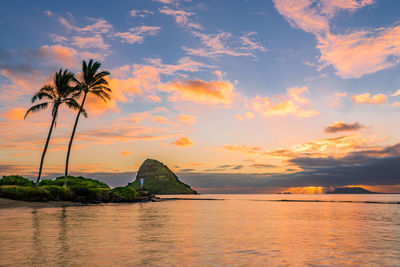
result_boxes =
[64,92,87,187]
[36,107,58,187]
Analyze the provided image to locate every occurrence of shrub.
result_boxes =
[0,185,50,201]
[39,185,74,201]
[110,187,139,202]
[39,176,109,189]
[0,175,34,186]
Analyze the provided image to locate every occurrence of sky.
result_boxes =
[1,0,400,193]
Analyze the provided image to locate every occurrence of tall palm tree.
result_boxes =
[64,59,111,187]
[25,69,85,186]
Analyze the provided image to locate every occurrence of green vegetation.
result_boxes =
[0,175,34,186]
[64,59,111,187]
[0,185,50,201]
[39,176,109,188]
[128,159,197,194]
[24,69,84,185]
[0,175,140,203]
[110,187,139,202]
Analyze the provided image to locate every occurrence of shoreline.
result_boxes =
[0,197,92,209]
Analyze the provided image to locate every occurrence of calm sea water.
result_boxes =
[0,194,399,266]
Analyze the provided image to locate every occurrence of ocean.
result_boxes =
[1,194,399,266]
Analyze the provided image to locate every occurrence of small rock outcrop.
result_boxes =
[128,159,197,194]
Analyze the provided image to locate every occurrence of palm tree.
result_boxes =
[64,59,111,187]
[25,69,85,186]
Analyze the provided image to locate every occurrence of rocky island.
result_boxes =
[128,159,197,194]
[327,187,377,194]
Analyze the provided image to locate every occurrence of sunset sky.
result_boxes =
[1,0,400,193]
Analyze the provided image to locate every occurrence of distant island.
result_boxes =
[128,159,197,194]
[327,187,378,194]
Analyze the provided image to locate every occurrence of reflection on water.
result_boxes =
[0,194,399,266]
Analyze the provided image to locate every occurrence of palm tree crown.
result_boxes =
[64,59,111,186]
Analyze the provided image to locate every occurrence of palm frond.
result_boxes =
[64,99,88,118]
[24,102,49,119]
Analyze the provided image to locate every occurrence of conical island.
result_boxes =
[128,159,197,194]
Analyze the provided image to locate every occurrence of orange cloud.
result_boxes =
[234,114,244,122]
[121,150,131,156]
[1,107,25,121]
[223,145,261,154]
[37,45,79,68]
[177,114,197,124]
[244,112,254,119]
[224,134,375,159]
[172,137,194,147]
[162,79,235,105]
[145,95,161,102]
[351,93,387,104]
[83,65,162,115]
[153,115,170,124]
[251,86,318,117]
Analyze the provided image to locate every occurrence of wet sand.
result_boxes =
[0,197,87,209]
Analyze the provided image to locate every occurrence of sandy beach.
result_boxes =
[0,197,88,209]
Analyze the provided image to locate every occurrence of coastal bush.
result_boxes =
[68,186,110,203]
[110,187,139,202]
[0,185,50,201]
[0,175,34,186]
[39,185,74,201]
[39,176,110,189]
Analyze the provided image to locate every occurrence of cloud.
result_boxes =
[329,91,348,107]
[273,0,400,78]
[37,45,79,68]
[1,107,25,121]
[172,137,194,147]
[159,7,193,26]
[234,114,244,122]
[72,35,110,50]
[153,115,172,124]
[223,145,262,154]
[391,89,400,97]
[183,31,266,58]
[177,114,197,124]
[114,26,161,44]
[82,65,162,115]
[251,86,319,117]
[121,151,131,156]
[130,9,154,18]
[144,57,211,75]
[224,134,376,159]
[351,93,387,104]
[317,27,400,78]
[162,79,235,105]
[159,7,203,30]
[324,121,364,133]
